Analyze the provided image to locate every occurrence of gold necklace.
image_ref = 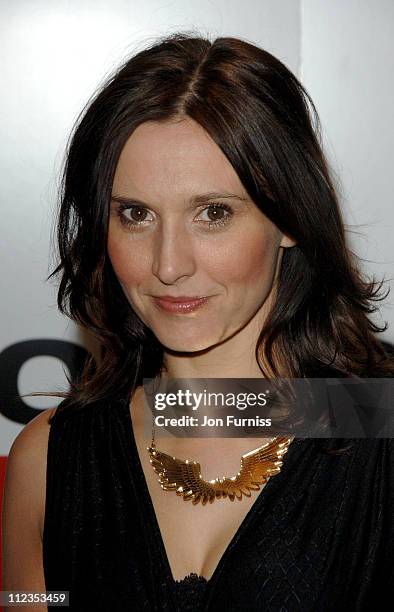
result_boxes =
[147,411,292,505]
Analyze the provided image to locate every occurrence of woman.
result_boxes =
[2,32,393,611]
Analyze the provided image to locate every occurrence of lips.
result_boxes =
[152,295,210,314]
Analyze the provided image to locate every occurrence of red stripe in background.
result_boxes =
[0,455,8,611]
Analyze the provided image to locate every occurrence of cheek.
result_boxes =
[203,230,278,288]
[107,232,149,288]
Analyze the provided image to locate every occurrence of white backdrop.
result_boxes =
[302,0,394,340]
[0,0,392,454]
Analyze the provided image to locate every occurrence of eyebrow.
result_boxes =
[111,192,249,207]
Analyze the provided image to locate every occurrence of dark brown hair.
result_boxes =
[47,31,393,423]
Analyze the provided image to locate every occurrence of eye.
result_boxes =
[196,203,233,229]
[117,204,154,227]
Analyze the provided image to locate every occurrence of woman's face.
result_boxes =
[108,117,294,353]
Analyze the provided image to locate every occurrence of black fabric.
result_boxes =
[43,393,394,611]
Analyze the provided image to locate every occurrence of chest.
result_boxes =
[135,433,267,581]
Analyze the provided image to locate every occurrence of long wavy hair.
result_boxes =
[47,31,393,424]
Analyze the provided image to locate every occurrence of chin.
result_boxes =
[158,334,217,354]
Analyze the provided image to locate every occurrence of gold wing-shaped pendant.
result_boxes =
[147,437,292,505]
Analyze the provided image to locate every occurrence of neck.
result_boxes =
[161,313,272,381]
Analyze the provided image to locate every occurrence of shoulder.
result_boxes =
[8,406,57,464]
[5,407,58,539]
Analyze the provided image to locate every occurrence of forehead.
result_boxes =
[112,117,248,202]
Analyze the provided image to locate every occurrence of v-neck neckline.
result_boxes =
[121,391,301,591]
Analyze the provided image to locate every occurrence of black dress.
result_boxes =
[43,392,394,611]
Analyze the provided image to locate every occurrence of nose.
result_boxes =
[151,220,196,285]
